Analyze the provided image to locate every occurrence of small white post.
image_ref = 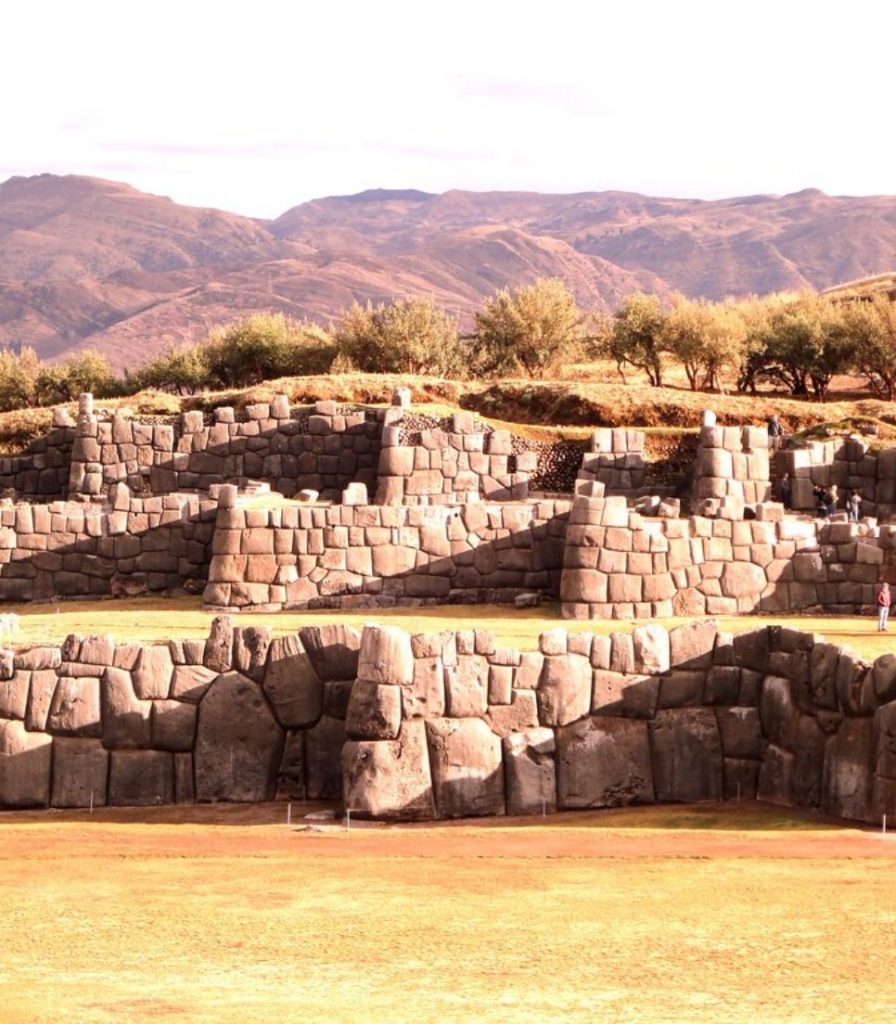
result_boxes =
[541,797,547,819]
[89,790,94,814]
[883,813,887,839]
[345,808,351,831]
[737,782,741,803]
[286,802,292,827]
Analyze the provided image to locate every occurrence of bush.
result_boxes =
[473,278,585,376]
[334,297,464,376]
[608,292,667,386]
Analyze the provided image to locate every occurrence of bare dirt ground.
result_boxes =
[2,802,895,1024]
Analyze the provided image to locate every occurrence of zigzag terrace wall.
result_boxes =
[2,618,896,827]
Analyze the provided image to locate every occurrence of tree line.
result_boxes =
[1,278,896,412]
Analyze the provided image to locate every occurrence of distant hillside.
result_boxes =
[2,174,896,371]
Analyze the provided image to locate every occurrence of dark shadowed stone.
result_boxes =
[108,750,174,806]
[757,744,795,805]
[874,701,896,780]
[835,652,875,716]
[132,646,174,700]
[151,699,198,752]
[716,706,763,760]
[872,655,896,706]
[277,731,305,799]
[233,626,272,682]
[537,654,591,726]
[262,635,323,729]
[345,682,401,740]
[305,715,345,800]
[704,666,740,706]
[733,629,770,673]
[657,670,705,709]
[299,624,361,681]
[822,717,875,822]
[342,720,435,820]
[0,720,52,807]
[503,728,556,815]
[759,676,799,749]
[809,643,840,710]
[174,753,194,803]
[791,714,827,807]
[47,676,101,738]
[101,667,152,749]
[723,758,759,801]
[195,672,284,802]
[556,716,653,809]
[425,717,504,818]
[323,679,355,720]
[649,708,723,802]
[51,738,109,807]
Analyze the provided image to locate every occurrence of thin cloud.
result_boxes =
[455,74,610,117]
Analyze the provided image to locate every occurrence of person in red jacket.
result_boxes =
[877,582,891,632]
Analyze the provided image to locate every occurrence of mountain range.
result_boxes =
[2,173,896,371]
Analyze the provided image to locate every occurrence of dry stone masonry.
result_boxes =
[1,617,895,828]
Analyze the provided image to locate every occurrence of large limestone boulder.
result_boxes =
[759,676,799,749]
[342,720,435,820]
[101,667,152,748]
[151,699,198,751]
[649,708,723,802]
[425,718,504,817]
[503,728,556,815]
[357,625,414,686]
[555,716,653,809]
[716,706,763,760]
[669,620,718,670]
[108,750,174,806]
[170,664,218,703]
[632,625,670,675]
[0,720,52,807]
[195,672,284,802]
[233,627,271,682]
[47,676,101,738]
[537,654,591,727]
[132,645,174,700]
[444,655,488,717]
[262,634,323,729]
[51,738,109,807]
[822,717,875,822]
[757,743,795,805]
[345,681,401,740]
[299,624,361,681]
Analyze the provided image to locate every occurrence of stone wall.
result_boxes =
[560,494,896,620]
[375,412,534,505]
[575,428,650,498]
[203,494,571,610]
[68,397,383,501]
[780,436,896,519]
[0,415,76,500]
[0,490,216,601]
[0,619,360,808]
[342,620,896,824]
[692,423,771,516]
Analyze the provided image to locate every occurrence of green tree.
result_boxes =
[334,297,463,376]
[661,295,748,391]
[473,278,585,376]
[35,349,118,405]
[0,346,39,411]
[128,344,212,395]
[761,294,851,401]
[845,294,896,400]
[609,292,667,387]
[204,313,336,386]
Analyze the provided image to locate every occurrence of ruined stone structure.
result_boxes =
[1,618,895,826]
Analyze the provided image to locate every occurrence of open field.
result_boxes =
[1,803,894,1024]
[7,596,896,661]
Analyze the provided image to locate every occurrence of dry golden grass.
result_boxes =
[8,597,896,661]
[1,803,894,1024]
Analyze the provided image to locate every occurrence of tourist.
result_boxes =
[847,489,862,522]
[767,415,784,449]
[779,472,792,509]
[878,582,892,632]
[813,485,830,518]
[827,484,839,518]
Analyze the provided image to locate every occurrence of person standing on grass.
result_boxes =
[877,581,891,632]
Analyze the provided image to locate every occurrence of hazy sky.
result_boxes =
[3,0,894,218]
